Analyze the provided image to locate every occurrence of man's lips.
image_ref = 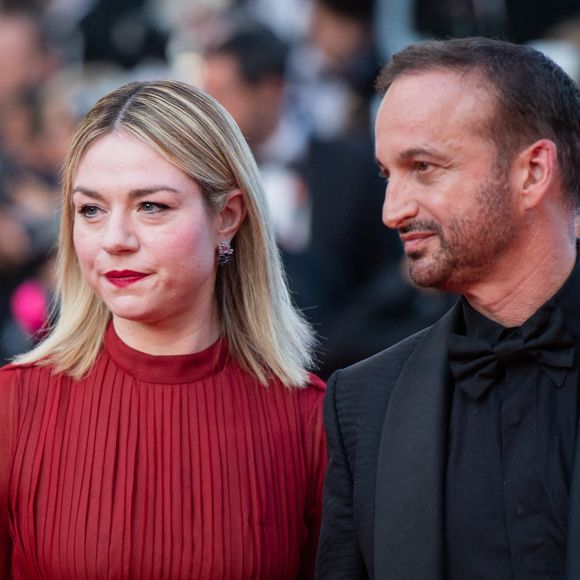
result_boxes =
[399,231,435,253]
[104,270,150,287]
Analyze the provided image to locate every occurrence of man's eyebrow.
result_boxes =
[375,148,448,170]
[72,186,180,199]
[398,147,446,161]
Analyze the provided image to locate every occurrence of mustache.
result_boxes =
[398,221,442,235]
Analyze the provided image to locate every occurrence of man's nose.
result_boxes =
[382,178,419,230]
[102,214,139,254]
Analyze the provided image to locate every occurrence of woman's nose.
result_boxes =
[102,214,139,254]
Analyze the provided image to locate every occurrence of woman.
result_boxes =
[0,80,326,579]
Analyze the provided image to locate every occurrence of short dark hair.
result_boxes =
[315,0,374,22]
[205,24,288,86]
[376,37,580,206]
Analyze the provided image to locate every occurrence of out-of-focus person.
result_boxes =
[307,0,379,137]
[0,7,62,364]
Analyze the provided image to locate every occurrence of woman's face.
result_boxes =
[72,131,222,334]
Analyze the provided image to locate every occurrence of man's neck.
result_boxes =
[462,238,577,328]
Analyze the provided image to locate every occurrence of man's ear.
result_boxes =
[216,188,247,238]
[511,139,558,210]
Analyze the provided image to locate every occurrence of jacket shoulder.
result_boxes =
[336,326,432,385]
[324,326,433,439]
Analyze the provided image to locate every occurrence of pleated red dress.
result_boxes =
[0,324,326,579]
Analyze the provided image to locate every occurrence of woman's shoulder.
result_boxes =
[0,362,23,385]
[300,374,326,425]
[0,360,52,389]
[268,371,326,398]
[306,372,326,393]
[0,364,27,419]
[284,372,326,409]
[223,356,326,394]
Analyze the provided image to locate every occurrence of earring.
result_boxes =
[217,240,234,265]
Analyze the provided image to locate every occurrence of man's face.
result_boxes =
[375,70,518,293]
[201,53,280,147]
[0,16,45,102]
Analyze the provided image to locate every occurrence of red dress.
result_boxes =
[0,324,326,579]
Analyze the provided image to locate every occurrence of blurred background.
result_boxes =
[0,0,578,377]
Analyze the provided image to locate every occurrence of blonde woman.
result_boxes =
[0,80,326,579]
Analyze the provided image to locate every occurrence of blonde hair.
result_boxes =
[16,80,316,387]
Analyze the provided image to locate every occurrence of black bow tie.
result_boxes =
[448,305,576,399]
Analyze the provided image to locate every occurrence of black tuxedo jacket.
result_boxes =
[316,301,580,579]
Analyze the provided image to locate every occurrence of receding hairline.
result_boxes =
[377,63,496,96]
[377,67,505,153]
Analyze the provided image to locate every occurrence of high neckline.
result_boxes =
[104,322,230,384]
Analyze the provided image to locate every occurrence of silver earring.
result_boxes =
[217,240,234,265]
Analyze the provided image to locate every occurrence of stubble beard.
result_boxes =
[405,172,516,292]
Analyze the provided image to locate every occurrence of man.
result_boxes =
[308,0,379,137]
[316,37,580,579]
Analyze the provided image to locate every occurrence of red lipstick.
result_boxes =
[105,270,149,288]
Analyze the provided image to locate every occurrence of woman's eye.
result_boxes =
[140,201,169,213]
[78,204,100,218]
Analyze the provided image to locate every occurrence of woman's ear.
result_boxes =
[216,188,247,238]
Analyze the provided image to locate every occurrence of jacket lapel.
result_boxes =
[374,303,461,579]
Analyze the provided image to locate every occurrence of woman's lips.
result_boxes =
[105,270,150,287]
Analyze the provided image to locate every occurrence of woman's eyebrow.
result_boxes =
[72,186,181,200]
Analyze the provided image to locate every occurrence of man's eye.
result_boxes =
[416,161,431,171]
[78,205,100,218]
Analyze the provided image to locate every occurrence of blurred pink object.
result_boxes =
[11,279,48,335]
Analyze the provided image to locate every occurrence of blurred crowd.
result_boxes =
[0,0,578,376]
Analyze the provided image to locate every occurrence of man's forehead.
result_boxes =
[376,69,496,137]
[374,69,498,163]
[381,68,492,110]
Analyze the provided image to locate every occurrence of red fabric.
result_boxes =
[0,324,326,579]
